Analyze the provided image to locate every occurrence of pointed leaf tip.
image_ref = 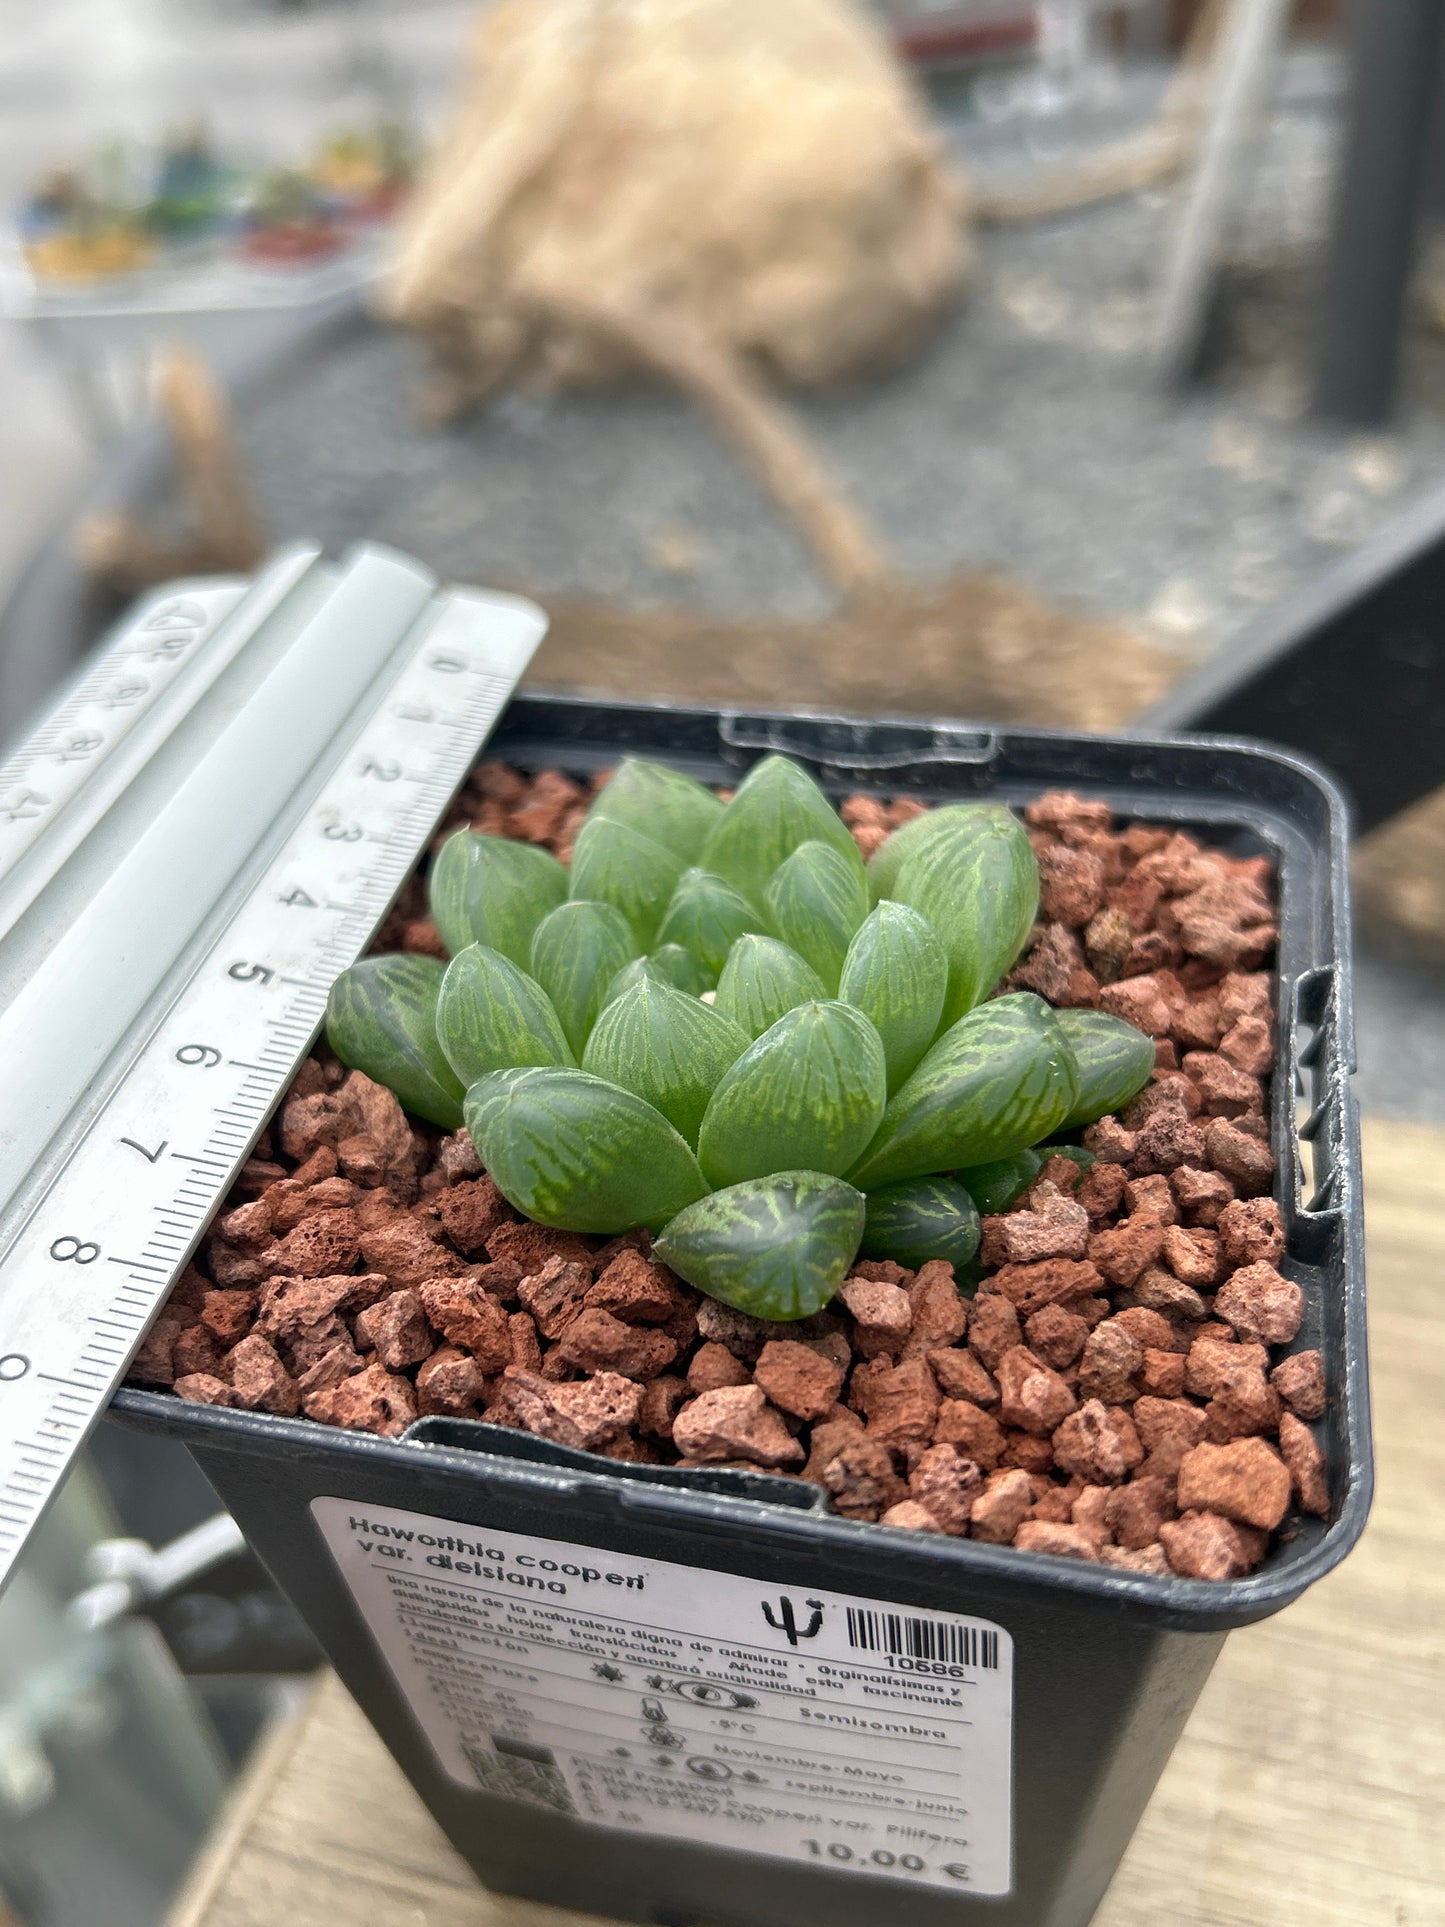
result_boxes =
[530,898,638,1057]
[656,1171,865,1321]
[428,830,568,965]
[700,754,862,910]
[713,933,827,1039]
[582,974,748,1144]
[764,840,868,992]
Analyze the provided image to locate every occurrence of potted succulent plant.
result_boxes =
[117,696,1368,1927]
[325,753,1156,1323]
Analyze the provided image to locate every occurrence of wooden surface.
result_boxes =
[168,1116,1444,1927]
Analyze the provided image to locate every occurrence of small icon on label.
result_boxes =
[641,1698,668,1724]
[646,1726,684,1750]
[686,1757,732,1781]
[760,1596,825,1645]
[593,1662,624,1682]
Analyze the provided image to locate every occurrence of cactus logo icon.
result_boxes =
[760,1596,825,1645]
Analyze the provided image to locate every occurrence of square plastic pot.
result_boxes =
[113,696,1371,1927]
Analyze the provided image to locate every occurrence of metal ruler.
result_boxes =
[0,543,546,1591]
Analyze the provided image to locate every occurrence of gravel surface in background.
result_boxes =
[221,58,1445,662]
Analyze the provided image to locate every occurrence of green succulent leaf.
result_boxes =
[866,801,1012,905]
[839,901,949,1092]
[325,955,465,1130]
[1054,1008,1156,1130]
[712,934,828,1039]
[699,755,863,910]
[604,945,715,1006]
[656,868,761,979]
[655,1171,865,1321]
[436,943,574,1085]
[587,757,726,863]
[464,1067,708,1233]
[568,815,686,949]
[529,899,638,1057]
[861,1176,981,1271]
[428,830,568,965]
[582,976,749,1144]
[848,992,1078,1190]
[764,840,869,992]
[649,944,716,995]
[955,1149,1043,1215]
[892,808,1039,1025]
[697,1000,886,1188]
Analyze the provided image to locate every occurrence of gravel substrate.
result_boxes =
[129,764,1329,1582]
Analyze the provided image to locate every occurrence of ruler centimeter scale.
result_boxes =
[0,544,546,1591]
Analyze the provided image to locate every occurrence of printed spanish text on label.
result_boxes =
[313,1497,1012,1896]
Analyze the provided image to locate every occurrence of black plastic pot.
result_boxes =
[113,696,1371,1927]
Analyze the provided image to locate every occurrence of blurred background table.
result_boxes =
[166,1114,1444,1927]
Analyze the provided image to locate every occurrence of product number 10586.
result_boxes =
[800,1842,926,1873]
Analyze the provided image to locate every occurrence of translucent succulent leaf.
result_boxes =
[436,943,574,1085]
[861,1177,981,1271]
[655,1171,865,1322]
[1035,1143,1096,1176]
[839,901,949,1092]
[464,1067,708,1233]
[428,830,568,965]
[569,815,685,949]
[647,944,715,996]
[604,946,714,1008]
[866,801,1015,906]
[655,868,760,979]
[697,1000,886,1188]
[763,841,869,993]
[530,899,638,1057]
[586,757,726,862]
[893,809,1039,1025]
[1054,1009,1156,1130]
[326,955,465,1130]
[582,976,749,1144]
[955,1149,1043,1215]
[699,754,863,910]
[712,934,827,1039]
[848,992,1078,1190]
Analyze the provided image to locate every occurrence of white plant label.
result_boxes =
[314,1497,1013,1897]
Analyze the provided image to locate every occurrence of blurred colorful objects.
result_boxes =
[238,170,346,266]
[307,119,416,222]
[16,116,416,287]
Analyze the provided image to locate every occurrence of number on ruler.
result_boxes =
[0,789,48,823]
[104,680,148,709]
[428,654,469,674]
[394,702,434,723]
[142,635,192,661]
[50,1237,100,1264]
[228,961,274,985]
[120,1137,167,1163]
[0,1354,29,1382]
[55,732,103,763]
[175,1043,221,1068]
[361,758,401,782]
[280,886,316,908]
[322,822,362,841]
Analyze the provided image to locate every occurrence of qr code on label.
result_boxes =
[462,1735,577,1816]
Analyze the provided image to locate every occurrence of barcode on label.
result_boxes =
[845,1608,1000,1669]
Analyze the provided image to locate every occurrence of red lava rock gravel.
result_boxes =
[128,772,1331,1581]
